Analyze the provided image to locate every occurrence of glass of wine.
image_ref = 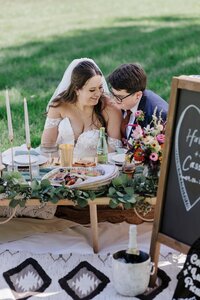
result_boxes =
[122,154,135,176]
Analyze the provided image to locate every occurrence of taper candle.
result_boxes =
[5,90,14,141]
[24,98,31,148]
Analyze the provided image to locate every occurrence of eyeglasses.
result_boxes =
[110,91,136,103]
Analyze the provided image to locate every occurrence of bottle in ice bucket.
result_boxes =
[112,224,154,296]
[97,127,108,164]
[125,224,140,263]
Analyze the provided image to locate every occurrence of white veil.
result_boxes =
[46,58,109,111]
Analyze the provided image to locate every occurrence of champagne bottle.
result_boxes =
[125,225,141,263]
[97,127,108,164]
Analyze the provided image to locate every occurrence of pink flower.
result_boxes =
[149,152,159,161]
[156,134,165,144]
[135,110,145,122]
[132,125,143,139]
[135,110,143,117]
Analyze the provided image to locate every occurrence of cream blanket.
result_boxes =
[0,217,76,244]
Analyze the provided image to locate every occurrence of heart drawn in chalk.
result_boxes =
[175,105,200,211]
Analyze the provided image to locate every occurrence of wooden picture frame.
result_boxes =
[149,75,200,285]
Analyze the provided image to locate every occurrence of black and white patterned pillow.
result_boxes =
[3,257,51,300]
[58,260,110,300]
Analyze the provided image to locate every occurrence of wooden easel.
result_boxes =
[149,76,200,286]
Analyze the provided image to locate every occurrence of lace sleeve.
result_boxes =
[44,117,62,129]
[108,137,123,151]
[41,117,62,147]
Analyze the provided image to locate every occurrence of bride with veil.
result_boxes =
[0,58,122,221]
[41,58,122,160]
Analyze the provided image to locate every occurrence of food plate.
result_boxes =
[3,154,48,166]
[111,153,126,164]
[42,166,105,188]
[14,155,39,165]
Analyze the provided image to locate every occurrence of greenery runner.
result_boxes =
[0,165,158,213]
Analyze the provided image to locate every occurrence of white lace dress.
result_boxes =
[55,117,122,158]
[0,117,122,220]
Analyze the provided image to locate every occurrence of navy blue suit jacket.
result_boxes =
[124,89,168,140]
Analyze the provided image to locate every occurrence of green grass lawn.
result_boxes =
[0,0,200,151]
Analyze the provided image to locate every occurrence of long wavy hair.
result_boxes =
[50,61,107,128]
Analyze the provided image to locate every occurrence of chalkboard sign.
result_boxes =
[150,76,200,285]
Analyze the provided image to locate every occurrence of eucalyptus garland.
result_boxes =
[0,167,157,209]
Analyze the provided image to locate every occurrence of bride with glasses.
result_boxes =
[41,58,122,160]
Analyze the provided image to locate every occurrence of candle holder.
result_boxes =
[26,146,33,181]
[10,138,15,171]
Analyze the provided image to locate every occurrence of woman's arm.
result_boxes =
[105,102,122,140]
[102,99,123,151]
[41,106,62,146]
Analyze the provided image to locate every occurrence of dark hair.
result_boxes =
[51,60,107,128]
[107,63,147,93]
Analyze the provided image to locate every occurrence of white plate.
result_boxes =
[42,166,105,188]
[14,155,38,165]
[42,165,118,189]
[111,153,126,164]
[3,154,48,166]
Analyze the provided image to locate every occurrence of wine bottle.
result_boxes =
[125,224,141,263]
[97,127,108,164]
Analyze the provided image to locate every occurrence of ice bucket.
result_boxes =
[112,250,155,296]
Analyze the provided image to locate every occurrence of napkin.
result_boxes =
[14,150,39,156]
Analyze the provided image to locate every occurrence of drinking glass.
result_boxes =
[7,164,18,172]
[116,147,127,154]
[122,161,136,174]
[31,164,40,177]
[122,154,136,176]
[59,144,74,167]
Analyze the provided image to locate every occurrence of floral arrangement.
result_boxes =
[126,108,166,181]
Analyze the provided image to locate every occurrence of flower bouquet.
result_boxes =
[125,108,166,197]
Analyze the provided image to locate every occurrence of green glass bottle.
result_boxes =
[97,127,108,164]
